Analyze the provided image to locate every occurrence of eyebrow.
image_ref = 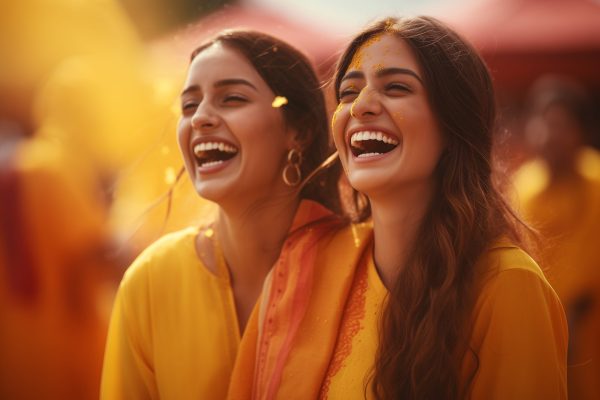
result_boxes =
[341,67,423,84]
[180,78,258,97]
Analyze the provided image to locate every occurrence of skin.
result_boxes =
[178,43,300,330]
[332,34,445,287]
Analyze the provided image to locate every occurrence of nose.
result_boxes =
[350,87,382,119]
[191,102,220,131]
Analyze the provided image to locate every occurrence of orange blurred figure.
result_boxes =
[514,76,600,400]
[0,133,113,399]
[0,0,170,397]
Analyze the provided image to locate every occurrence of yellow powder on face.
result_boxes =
[331,102,344,131]
[348,33,384,71]
[204,227,214,238]
[350,88,372,117]
[391,111,404,121]
[372,63,385,72]
[271,96,288,108]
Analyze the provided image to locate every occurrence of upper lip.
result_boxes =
[345,126,401,147]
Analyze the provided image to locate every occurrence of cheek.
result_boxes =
[237,112,288,160]
[331,105,350,152]
[421,121,445,166]
[176,119,189,153]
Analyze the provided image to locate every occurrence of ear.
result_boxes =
[285,127,311,152]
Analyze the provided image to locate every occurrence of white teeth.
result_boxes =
[350,131,399,146]
[200,160,224,168]
[193,142,238,156]
[357,152,382,158]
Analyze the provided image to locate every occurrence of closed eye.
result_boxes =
[181,101,199,116]
[222,94,249,104]
[339,86,360,102]
[385,82,412,94]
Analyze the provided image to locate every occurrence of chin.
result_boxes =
[347,173,384,196]
[193,181,233,204]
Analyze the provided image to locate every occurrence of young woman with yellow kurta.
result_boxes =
[100,31,346,399]
[227,16,568,400]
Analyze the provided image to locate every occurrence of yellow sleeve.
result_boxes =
[469,268,568,399]
[100,270,159,400]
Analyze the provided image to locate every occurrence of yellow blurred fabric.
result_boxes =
[0,137,112,399]
[3,0,208,253]
[514,148,600,400]
[1,0,214,398]
[1,0,139,91]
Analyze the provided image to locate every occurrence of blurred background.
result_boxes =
[1,0,599,398]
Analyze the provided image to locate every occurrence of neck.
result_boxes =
[216,194,301,289]
[369,182,434,289]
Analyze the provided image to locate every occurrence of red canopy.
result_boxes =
[442,0,600,97]
[446,0,600,52]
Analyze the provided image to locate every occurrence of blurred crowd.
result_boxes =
[1,0,599,398]
[0,0,213,398]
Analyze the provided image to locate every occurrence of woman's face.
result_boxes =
[178,43,293,204]
[332,34,444,199]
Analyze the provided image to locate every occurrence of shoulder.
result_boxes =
[473,241,566,332]
[119,227,200,293]
[477,242,549,288]
[467,243,568,396]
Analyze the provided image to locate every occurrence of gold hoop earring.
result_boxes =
[282,148,302,187]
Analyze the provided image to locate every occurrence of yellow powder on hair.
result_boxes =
[271,96,288,108]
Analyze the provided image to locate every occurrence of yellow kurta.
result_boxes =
[101,227,241,400]
[321,243,568,399]
[102,200,339,399]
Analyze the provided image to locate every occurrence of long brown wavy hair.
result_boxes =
[333,16,527,399]
[191,30,342,215]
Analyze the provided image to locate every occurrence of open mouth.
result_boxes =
[193,141,239,168]
[349,131,399,158]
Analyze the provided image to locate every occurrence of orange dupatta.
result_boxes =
[227,205,373,400]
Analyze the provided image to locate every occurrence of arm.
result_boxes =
[100,275,159,400]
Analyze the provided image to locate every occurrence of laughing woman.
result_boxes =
[227,16,568,400]
[326,17,568,399]
[100,31,344,399]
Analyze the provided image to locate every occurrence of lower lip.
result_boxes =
[196,156,236,174]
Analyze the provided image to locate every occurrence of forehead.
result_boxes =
[185,43,266,87]
[347,33,421,76]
